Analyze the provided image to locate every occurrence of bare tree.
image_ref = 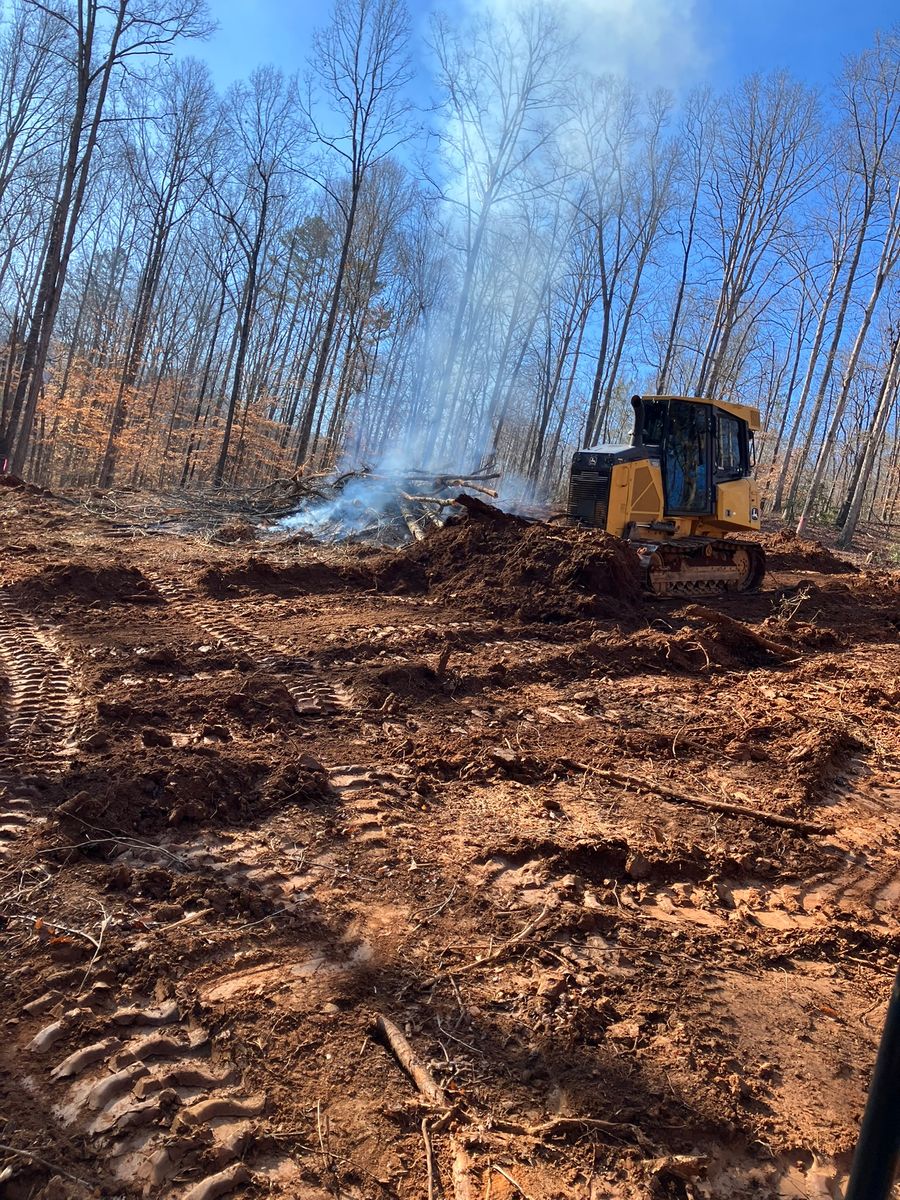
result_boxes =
[656,87,713,394]
[836,315,900,545]
[783,33,900,517]
[3,0,212,473]
[429,4,566,456]
[206,67,299,485]
[695,72,823,398]
[797,174,900,532]
[294,0,413,467]
[97,57,215,485]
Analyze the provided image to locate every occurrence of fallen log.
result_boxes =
[398,501,427,542]
[442,480,499,498]
[450,1138,473,1200]
[399,493,458,507]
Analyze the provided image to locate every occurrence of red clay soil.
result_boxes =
[0,486,898,1200]
[754,529,860,575]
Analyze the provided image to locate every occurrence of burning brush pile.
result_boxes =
[275,465,509,545]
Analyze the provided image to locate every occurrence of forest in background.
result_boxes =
[0,0,898,546]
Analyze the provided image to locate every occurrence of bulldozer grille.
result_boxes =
[568,469,611,528]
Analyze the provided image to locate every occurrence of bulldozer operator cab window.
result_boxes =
[662,401,710,514]
[638,399,667,447]
[716,412,745,479]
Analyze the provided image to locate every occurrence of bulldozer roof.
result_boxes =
[643,394,761,431]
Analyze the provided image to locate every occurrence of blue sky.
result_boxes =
[195,0,895,94]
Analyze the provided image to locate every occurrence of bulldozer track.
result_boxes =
[101,763,416,907]
[145,571,352,717]
[641,539,766,596]
[0,593,77,860]
[0,594,76,767]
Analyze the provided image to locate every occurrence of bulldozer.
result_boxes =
[568,394,766,595]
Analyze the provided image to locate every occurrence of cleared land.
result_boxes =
[0,480,898,1200]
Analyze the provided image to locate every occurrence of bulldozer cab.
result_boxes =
[631,395,754,518]
[568,394,761,539]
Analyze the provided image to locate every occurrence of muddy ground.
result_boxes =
[0,483,898,1200]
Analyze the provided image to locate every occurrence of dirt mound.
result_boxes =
[11,561,158,604]
[199,552,427,597]
[212,518,257,543]
[758,530,857,575]
[780,573,900,641]
[48,746,331,835]
[199,504,644,620]
[380,504,643,622]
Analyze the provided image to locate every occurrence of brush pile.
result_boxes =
[275,465,505,545]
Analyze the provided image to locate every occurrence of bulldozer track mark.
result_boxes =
[330,764,414,859]
[110,826,319,913]
[0,594,76,762]
[119,766,421,880]
[145,571,352,717]
[22,988,296,1197]
[0,593,77,857]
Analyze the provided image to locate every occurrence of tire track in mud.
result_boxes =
[0,592,77,858]
[145,570,352,717]
[22,986,302,1197]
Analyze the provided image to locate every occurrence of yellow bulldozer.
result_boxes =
[568,394,765,595]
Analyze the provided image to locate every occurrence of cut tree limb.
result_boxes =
[450,1136,473,1200]
[491,1115,644,1143]
[0,1143,92,1188]
[422,1118,440,1200]
[454,903,552,973]
[561,762,833,836]
[372,1014,447,1107]
[683,605,797,661]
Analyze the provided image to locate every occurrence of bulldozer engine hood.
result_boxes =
[572,445,657,469]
